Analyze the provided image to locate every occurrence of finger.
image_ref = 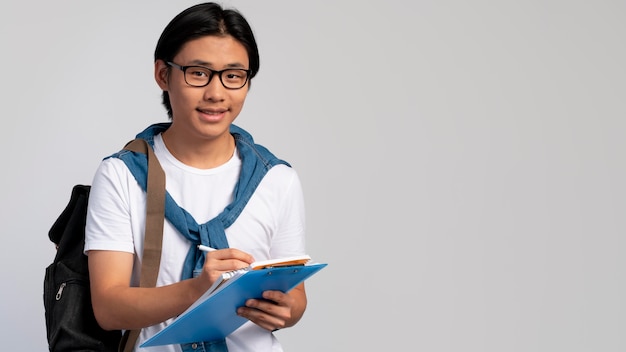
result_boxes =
[237,305,286,331]
[203,248,254,263]
[245,298,291,321]
[262,290,292,306]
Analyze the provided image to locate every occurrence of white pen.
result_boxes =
[198,244,217,252]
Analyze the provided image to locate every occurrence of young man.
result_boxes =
[85,3,308,351]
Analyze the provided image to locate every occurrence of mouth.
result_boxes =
[198,108,227,115]
[197,108,228,122]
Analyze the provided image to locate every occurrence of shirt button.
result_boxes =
[191,343,198,349]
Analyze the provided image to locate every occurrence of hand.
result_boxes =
[196,248,254,292]
[236,290,295,331]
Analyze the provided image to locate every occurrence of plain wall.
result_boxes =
[1,0,624,351]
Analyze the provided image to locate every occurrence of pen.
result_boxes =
[198,244,217,252]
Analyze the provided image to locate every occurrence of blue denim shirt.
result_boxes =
[106,122,290,351]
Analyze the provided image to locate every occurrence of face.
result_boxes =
[155,35,250,143]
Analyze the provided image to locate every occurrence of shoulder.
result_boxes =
[253,164,304,207]
[89,156,142,209]
[264,164,301,188]
[94,155,134,182]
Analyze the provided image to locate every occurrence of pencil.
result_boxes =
[198,244,217,252]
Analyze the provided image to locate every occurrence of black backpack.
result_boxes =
[43,139,165,351]
[44,184,124,351]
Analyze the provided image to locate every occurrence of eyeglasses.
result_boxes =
[166,61,250,89]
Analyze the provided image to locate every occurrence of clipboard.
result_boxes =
[141,262,327,347]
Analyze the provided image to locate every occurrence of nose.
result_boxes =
[202,73,225,101]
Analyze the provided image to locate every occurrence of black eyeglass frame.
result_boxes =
[166,61,251,90]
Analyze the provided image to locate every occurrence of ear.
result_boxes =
[155,60,169,90]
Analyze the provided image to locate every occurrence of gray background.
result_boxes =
[1,0,625,351]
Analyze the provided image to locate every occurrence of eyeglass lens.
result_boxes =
[185,66,248,89]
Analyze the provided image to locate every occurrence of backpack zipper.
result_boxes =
[56,283,66,300]
[55,279,85,300]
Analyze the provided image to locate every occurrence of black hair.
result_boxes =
[154,2,260,118]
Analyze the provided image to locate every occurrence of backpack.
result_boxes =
[43,139,166,352]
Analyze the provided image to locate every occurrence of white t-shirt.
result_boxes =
[85,133,306,352]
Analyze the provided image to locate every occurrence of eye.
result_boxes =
[225,72,242,79]
[187,67,210,78]
[223,70,248,82]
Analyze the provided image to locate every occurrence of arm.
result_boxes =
[89,248,254,330]
[85,158,208,330]
[88,250,204,330]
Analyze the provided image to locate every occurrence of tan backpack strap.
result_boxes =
[120,329,140,352]
[119,138,166,352]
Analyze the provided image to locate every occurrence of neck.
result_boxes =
[161,129,235,169]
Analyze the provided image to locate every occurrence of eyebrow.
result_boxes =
[187,59,247,69]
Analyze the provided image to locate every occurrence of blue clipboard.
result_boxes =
[141,263,327,347]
